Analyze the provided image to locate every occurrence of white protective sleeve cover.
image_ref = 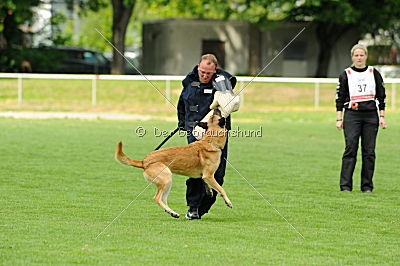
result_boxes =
[192,91,240,140]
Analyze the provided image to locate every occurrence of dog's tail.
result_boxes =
[115,142,144,169]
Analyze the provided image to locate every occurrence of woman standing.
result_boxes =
[336,44,387,193]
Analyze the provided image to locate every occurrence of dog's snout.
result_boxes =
[213,108,222,116]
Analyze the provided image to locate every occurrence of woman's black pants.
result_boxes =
[340,110,379,191]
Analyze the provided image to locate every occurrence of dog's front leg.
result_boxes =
[202,174,233,208]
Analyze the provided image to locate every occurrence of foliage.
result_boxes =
[0,0,41,47]
[0,1,72,71]
[283,0,400,76]
[145,0,286,28]
[3,0,400,75]
[283,0,400,49]
[367,45,400,66]
[64,0,108,14]
[367,21,400,50]
[62,7,113,52]
[0,47,63,72]
[48,11,70,45]
[285,0,400,32]
[143,0,400,76]
[62,3,143,53]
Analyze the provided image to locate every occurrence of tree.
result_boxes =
[152,0,400,77]
[64,0,280,75]
[0,0,42,48]
[65,0,149,74]
[66,0,141,74]
[110,0,135,74]
[285,0,400,77]
[143,0,279,75]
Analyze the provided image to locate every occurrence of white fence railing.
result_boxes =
[1,73,399,109]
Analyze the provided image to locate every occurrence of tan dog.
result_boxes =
[115,108,233,218]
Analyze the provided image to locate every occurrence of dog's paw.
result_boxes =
[170,212,180,218]
[165,210,180,218]
[226,201,233,208]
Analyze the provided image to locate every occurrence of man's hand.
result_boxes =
[209,91,240,118]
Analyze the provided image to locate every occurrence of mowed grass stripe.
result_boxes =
[1,113,399,264]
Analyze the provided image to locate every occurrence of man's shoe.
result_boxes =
[363,189,372,193]
[185,207,200,220]
[341,189,351,192]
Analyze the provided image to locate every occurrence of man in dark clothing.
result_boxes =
[177,54,236,219]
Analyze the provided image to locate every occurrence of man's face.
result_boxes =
[198,60,216,84]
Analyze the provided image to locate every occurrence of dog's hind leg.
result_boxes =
[161,180,172,205]
[144,163,179,218]
[202,174,233,208]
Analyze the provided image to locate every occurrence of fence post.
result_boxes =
[166,79,170,105]
[92,76,97,107]
[18,74,23,105]
[314,82,320,108]
[392,83,396,110]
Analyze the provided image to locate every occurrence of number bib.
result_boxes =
[346,66,376,102]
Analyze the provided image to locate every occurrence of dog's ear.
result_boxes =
[218,117,226,127]
[197,122,208,130]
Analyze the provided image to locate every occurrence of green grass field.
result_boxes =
[1,112,399,264]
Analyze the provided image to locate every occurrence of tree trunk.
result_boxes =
[3,11,23,48]
[248,24,261,75]
[111,0,135,74]
[314,22,351,77]
[315,24,334,77]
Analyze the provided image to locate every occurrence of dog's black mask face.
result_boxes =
[213,108,222,117]
[218,117,226,128]
[197,122,208,130]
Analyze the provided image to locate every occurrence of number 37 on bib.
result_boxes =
[346,66,376,102]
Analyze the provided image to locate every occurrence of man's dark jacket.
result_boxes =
[177,65,236,131]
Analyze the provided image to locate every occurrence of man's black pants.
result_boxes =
[186,134,228,216]
[340,110,379,191]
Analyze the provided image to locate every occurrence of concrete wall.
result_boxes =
[260,22,360,77]
[328,28,361,77]
[142,18,360,77]
[260,22,318,76]
[143,19,249,75]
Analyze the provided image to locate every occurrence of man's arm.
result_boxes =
[177,92,185,129]
[229,76,237,90]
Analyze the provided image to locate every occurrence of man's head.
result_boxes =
[198,54,218,84]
